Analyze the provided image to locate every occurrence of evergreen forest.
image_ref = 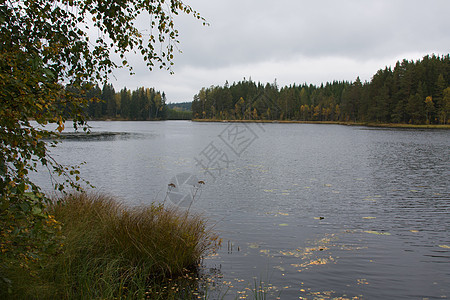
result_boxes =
[70,84,169,120]
[192,54,450,124]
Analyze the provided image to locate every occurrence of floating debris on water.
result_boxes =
[292,257,334,270]
[274,266,285,272]
[364,230,391,236]
[248,243,260,249]
[363,197,377,202]
[357,278,369,285]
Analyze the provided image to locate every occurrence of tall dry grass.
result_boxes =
[3,193,220,299]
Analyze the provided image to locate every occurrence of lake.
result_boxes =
[35,121,449,299]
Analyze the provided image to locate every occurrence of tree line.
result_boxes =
[66,84,170,120]
[192,54,450,124]
[166,102,193,120]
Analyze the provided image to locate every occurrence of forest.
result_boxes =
[166,102,193,120]
[72,84,169,120]
[192,54,450,124]
[79,86,194,120]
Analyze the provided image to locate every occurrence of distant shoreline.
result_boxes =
[67,118,450,129]
[192,119,450,129]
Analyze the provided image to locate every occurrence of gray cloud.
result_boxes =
[109,0,450,102]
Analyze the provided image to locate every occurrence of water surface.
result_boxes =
[36,121,450,299]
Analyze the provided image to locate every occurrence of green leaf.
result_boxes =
[31,206,42,216]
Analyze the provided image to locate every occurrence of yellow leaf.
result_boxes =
[248,243,259,249]
[364,230,391,236]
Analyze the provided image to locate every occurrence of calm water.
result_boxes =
[35,121,449,299]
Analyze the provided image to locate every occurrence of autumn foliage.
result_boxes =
[1,0,205,293]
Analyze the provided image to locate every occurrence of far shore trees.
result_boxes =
[192,55,450,125]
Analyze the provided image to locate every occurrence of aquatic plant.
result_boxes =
[1,193,220,299]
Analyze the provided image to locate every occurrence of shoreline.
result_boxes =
[61,118,450,129]
[192,119,450,129]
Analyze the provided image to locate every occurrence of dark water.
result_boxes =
[35,121,449,299]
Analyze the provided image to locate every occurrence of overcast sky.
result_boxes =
[109,0,450,103]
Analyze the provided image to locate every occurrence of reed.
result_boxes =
[2,192,220,299]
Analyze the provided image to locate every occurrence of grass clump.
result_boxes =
[2,193,220,299]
